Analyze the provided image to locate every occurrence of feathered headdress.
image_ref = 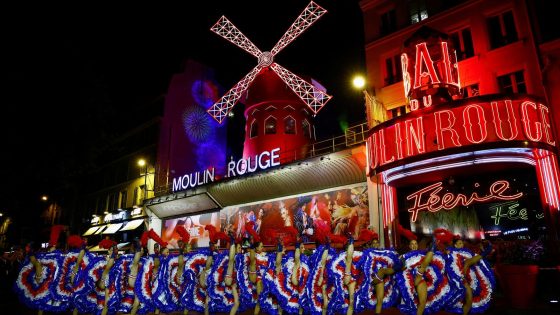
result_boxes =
[205,225,229,246]
[67,235,84,249]
[147,228,168,248]
[434,228,458,247]
[99,238,117,249]
[175,225,190,244]
[329,233,347,246]
[49,225,66,248]
[358,229,379,242]
[245,221,260,243]
[397,224,417,241]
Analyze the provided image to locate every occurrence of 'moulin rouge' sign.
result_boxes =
[367,95,556,173]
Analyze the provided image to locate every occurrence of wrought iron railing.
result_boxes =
[153,121,369,196]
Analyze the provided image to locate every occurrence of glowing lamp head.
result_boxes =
[352,76,366,89]
[137,159,146,167]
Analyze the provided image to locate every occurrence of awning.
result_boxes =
[102,223,123,234]
[119,219,144,231]
[83,226,100,236]
[93,225,107,235]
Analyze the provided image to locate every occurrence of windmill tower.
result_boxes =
[207,1,332,163]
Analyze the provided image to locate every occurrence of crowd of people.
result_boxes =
[10,222,496,315]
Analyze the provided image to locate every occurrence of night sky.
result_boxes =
[2,1,365,217]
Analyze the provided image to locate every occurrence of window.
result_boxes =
[487,10,518,49]
[250,120,258,138]
[265,106,277,112]
[264,117,277,134]
[119,190,128,209]
[385,54,403,86]
[498,71,526,94]
[284,105,295,111]
[284,116,296,134]
[302,119,311,138]
[133,187,139,206]
[461,84,479,98]
[450,28,474,61]
[409,0,428,24]
[381,9,397,35]
[391,106,406,119]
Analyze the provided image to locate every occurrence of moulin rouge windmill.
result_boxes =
[208,1,332,163]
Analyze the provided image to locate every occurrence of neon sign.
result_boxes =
[172,148,280,192]
[406,180,523,222]
[367,97,556,173]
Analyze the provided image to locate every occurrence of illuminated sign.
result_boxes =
[227,148,280,177]
[172,148,280,192]
[406,180,523,222]
[489,201,528,225]
[367,97,556,173]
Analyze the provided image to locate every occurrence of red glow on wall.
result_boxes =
[367,96,556,174]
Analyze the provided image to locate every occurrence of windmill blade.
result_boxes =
[270,1,327,56]
[207,65,263,124]
[211,16,262,58]
[270,63,332,115]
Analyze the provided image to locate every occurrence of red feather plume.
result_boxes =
[140,231,149,248]
[329,233,347,245]
[205,225,229,246]
[49,225,66,247]
[148,229,168,248]
[245,221,260,243]
[397,224,417,241]
[67,235,84,249]
[358,229,378,242]
[175,225,190,243]
[434,228,455,246]
[99,239,117,249]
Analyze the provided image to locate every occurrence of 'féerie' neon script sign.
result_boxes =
[406,180,523,222]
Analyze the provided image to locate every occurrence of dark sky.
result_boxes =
[2,1,365,211]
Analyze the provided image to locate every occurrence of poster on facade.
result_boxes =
[397,169,546,241]
[162,211,220,248]
[220,184,369,245]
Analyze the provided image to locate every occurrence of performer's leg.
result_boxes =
[225,242,235,286]
[321,284,328,315]
[30,255,42,283]
[346,280,356,315]
[462,282,473,315]
[249,248,257,284]
[254,280,263,315]
[230,283,239,315]
[130,295,140,315]
[204,295,210,315]
[415,277,428,315]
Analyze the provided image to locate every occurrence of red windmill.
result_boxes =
[207,1,332,162]
[207,1,332,124]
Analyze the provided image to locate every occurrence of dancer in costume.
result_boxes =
[329,233,360,315]
[173,225,192,315]
[147,228,173,314]
[303,233,337,315]
[15,225,68,314]
[97,238,119,315]
[355,228,400,314]
[51,234,93,315]
[396,225,451,315]
[127,231,149,315]
[434,228,495,314]
[205,224,239,314]
[244,221,267,315]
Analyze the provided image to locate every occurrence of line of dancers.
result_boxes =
[14,224,495,315]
